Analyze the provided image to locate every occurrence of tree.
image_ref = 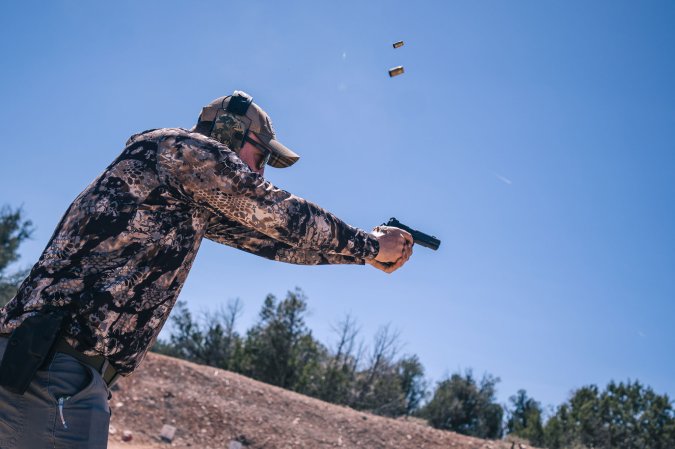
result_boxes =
[0,205,34,307]
[506,389,545,446]
[316,314,361,405]
[155,300,204,361]
[317,318,427,417]
[352,325,430,417]
[544,380,675,449]
[242,288,324,393]
[397,355,428,416]
[152,290,430,418]
[543,403,576,449]
[420,370,503,439]
[153,298,244,371]
[199,298,244,370]
[354,324,401,411]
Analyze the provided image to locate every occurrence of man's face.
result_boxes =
[238,132,268,176]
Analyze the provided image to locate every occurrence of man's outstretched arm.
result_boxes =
[155,131,378,258]
[204,215,364,265]
[155,130,411,271]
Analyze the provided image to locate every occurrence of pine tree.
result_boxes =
[544,380,675,449]
[0,205,34,307]
[397,355,427,416]
[242,288,324,393]
[420,370,503,439]
[153,298,244,371]
[506,389,545,446]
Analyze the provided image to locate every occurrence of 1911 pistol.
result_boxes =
[382,217,441,250]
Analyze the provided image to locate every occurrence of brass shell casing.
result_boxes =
[393,41,404,49]
[388,66,405,77]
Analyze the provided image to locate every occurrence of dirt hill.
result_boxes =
[107,352,529,449]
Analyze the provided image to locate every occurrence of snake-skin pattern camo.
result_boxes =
[0,128,378,376]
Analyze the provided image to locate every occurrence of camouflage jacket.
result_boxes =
[0,128,379,376]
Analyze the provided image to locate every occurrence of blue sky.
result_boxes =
[1,1,674,412]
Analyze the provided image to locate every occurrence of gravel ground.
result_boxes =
[106,352,531,449]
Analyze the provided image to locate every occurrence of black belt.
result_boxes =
[52,337,121,388]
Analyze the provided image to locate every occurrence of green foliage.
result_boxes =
[544,380,675,449]
[420,370,503,439]
[352,324,401,413]
[241,289,324,393]
[506,389,545,446]
[151,290,675,446]
[152,298,244,371]
[154,293,428,418]
[357,354,427,417]
[0,205,34,307]
[397,355,428,416]
[315,314,360,405]
[161,300,203,360]
[348,325,427,417]
[314,317,427,417]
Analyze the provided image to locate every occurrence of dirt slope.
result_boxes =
[107,352,527,449]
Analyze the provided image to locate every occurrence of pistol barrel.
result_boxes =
[383,217,441,250]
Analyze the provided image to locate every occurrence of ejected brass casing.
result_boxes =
[393,41,404,49]
[388,66,404,77]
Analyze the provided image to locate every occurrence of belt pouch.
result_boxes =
[0,311,65,394]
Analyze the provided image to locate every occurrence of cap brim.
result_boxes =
[265,139,300,168]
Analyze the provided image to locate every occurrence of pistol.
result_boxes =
[382,217,441,250]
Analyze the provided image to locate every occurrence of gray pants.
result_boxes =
[0,336,111,449]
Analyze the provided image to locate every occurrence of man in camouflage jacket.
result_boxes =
[0,91,412,448]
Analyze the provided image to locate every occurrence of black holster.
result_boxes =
[0,310,66,395]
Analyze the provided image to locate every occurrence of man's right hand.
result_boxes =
[366,226,413,273]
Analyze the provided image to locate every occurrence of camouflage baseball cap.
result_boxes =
[195,91,300,168]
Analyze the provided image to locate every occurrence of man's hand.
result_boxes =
[366,226,413,273]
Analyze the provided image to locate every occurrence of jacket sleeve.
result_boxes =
[204,215,364,265]
[155,131,379,261]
